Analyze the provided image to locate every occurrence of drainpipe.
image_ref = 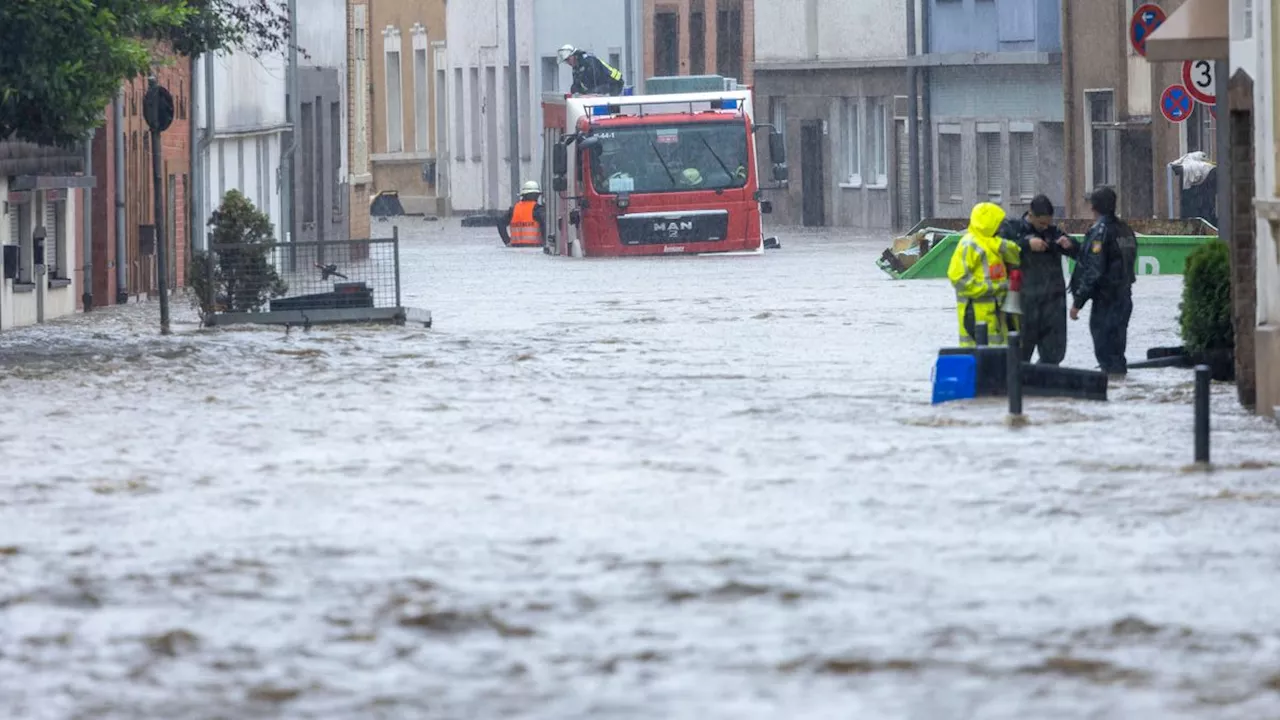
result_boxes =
[1061,0,1076,217]
[283,0,300,246]
[114,90,127,303]
[189,55,199,254]
[204,52,216,248]
[624,0,635,87]
[920,0,934,217]
[906,0,921,227]
[82,132,93,312]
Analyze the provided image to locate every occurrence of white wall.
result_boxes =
[444,0,536,212]
[1253,0,1278,325]
[194,51,288,241]
[0,182,78,330]
[756,0,922,62]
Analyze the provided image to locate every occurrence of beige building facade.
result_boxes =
[350,0,447,220]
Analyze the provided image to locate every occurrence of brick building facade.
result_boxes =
[90,58,191,304]
[643,0,755,87]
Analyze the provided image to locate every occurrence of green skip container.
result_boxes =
[877,217,1219,280]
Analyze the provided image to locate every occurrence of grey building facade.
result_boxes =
[926,0,1065,220]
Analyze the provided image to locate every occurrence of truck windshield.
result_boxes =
[588,121,749,195]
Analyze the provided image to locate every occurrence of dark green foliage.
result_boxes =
[0,0,292,146]
[1179,240,1234,353]
[190,190,286,321]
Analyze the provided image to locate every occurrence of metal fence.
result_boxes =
[202,229,401,319]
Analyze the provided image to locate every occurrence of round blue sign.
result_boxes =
[1161,84,1192,123]
[1130,3,1167,57]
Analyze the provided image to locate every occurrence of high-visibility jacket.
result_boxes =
[947,202,1022,347]
[571,54,625,96]
[508,200,542,247]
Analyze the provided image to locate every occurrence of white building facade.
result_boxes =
[192,50,289,246]
[0,172,84,330]
[1249,0,1280,417]
[442,0,537,213]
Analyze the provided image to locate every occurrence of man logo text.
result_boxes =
[654,220,693,238]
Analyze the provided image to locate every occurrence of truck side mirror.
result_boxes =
[768,132,786,165]
[552,143,568,176]
[772,163,789,183]
[760,200,773,215]
[552,176,568,193]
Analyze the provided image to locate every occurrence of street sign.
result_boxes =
[1130,3,1167,57]
[1182,59,1217,105]
[143,84,175,133]
[1160,84,1193,123]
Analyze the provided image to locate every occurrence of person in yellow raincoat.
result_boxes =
[947,202,1022,347]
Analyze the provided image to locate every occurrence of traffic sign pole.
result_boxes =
[144,77,175,335]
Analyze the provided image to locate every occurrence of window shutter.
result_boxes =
[1016,134,1036,200]
[43,197,58,274]
[985,134,1003,195]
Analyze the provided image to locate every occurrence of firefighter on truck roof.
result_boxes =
[558,44,624,97]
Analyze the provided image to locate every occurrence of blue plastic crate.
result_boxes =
[932,354,977,405]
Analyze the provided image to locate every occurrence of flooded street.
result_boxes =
[3,220,1280,719]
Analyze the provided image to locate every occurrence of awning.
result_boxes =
[1144,0,1229,62]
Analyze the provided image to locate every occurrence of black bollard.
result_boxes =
[1194,364,1211,464]
[975,322,989,347]
[1007,331,1023,417]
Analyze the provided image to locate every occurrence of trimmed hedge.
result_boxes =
[1179,240,1234,353]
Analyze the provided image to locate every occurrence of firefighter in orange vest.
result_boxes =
[498,181,546,248]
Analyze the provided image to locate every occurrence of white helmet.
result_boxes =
[521,180,541,195]
[557,44,578,63]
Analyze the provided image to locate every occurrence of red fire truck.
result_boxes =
[540,78,787,257]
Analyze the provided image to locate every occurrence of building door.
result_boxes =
[485,67,500,209]
[800,121,825,227]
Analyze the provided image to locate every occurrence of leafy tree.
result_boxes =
[0,0,293,147]
[190,190,287,321]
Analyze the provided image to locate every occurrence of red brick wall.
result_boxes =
[90,109,117,304]
[643,0,755,87]
[110,54,191,294]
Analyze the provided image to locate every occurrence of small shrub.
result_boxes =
[190,190,287,322]
[1179,240,1234,353]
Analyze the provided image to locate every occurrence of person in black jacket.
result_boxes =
[998,194,1077,364]
[558,45,624,96]
[1070,186,1138,376]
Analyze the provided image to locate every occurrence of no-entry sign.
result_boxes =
[1130,3,1167,57]
[1160,84,1193,124]
[1182,59,1217,105]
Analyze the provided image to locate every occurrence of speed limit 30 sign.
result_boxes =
[1182,59,1216,105]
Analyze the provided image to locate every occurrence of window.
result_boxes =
[769,97,787,165]
[542,56,559,93]
[414,47,429,152]
[469,67,481,158]
[331,101,343,218]
[589,121,749,194]
[13,200,32,284]
[689,7,706,76]
[654,12,679,76]
[976,131,1003,198]
[1086,90,1116,189]
[716,0,744,81]
[43,194,64,279]
[454,67,465,160]
[1240,0,1254,39]
[519,65,532,160]
[353,6,369,174]
[841,98,860,185]
[385,46,404,153]
[608,49,623,79]
[938,128,962,202]
[1010,131,1035,201]
[865,98,887,186]
[301,101,315,223]
[436,65,448,175]
[1186,102,1216,159]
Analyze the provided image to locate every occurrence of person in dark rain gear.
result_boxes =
[1069,186,1138,376]
[558,45,625,96]
[997,194,1078,364]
